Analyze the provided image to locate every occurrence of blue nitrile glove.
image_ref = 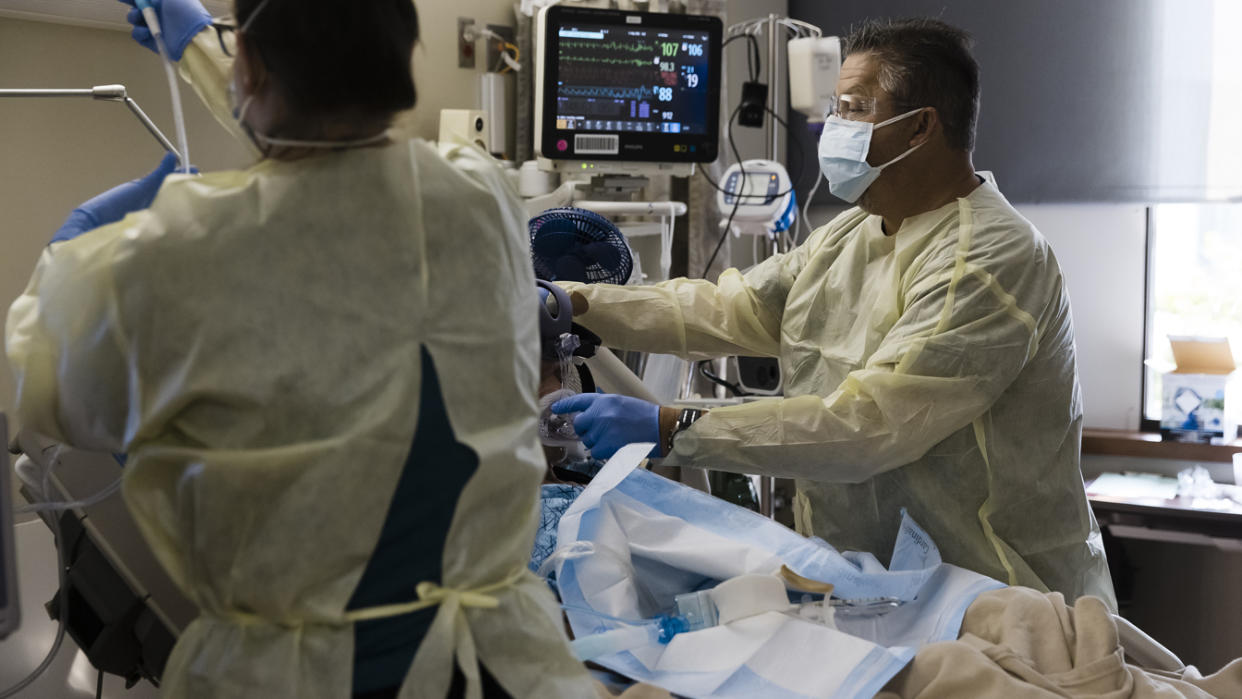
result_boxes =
[52,152,187,244]
[121,0,212,62]
[551,393,661,460]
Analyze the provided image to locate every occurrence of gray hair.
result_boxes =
[844,18,980,152]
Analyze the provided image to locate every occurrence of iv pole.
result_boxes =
[0,84,181,159]
[724,15,822,519]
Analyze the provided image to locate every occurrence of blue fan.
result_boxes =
[529,207,633,284]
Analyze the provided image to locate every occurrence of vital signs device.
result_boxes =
[715,159,797,234]
[535,5,722,176]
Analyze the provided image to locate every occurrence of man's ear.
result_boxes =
[909,107,939,148]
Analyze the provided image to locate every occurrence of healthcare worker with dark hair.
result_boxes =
[6,1,597,697]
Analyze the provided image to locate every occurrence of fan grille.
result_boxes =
[529,207,633,285]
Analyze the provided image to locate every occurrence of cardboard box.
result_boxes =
[1154,337,1236,439]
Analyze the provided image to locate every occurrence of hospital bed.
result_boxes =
[6,430,195,690]
[0,428,1206,698]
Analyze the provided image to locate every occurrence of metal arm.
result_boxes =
[0,84,181,160]
[123,96,180,155]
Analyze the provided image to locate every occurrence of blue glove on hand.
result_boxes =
[121,0,212,62]
[551,393,661,460]
[52,152,187,244]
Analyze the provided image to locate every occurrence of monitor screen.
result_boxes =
[538,6,722,164]
[738,172,775,198]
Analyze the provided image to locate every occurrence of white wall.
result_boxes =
[402,1,522,143]
[0,18,254,420]
[1022,204,1149,430]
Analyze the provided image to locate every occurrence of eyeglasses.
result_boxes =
[828,94,918,121]
[827,94,883,121]
[210,0,272,58]
[211,22,239,57]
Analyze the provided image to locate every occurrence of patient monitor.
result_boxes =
[534,5,723,177]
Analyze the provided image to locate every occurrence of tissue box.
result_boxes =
[1155,337,1236,440]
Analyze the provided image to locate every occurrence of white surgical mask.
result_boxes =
[229,77,389,155]
[817,107,926,203]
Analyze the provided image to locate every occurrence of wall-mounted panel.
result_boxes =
[790,0,1238,203]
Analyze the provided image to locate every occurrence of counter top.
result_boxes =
[1086,473,1242,548]
[1082,428,1242,463]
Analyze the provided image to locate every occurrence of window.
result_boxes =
[1142,204,1242,431]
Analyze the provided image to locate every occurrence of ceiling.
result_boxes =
[0,0,233,31]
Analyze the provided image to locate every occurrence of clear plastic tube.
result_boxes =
[563,606,690,662]
[0,452,70,698]
[160,53,191,173]
[14,444,122,515]
[570,622,659,661]
[0,515,68,698]
[798,168,824,245]
[141,2,191,172]
[15,477,121,514]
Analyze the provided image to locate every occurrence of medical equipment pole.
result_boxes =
[727,14,830,521]
[765,14,781,174]
[762,15,783,520]
[0,85,182,160]
[757,474,774,511]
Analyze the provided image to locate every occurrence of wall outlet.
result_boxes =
[458,17,476,69]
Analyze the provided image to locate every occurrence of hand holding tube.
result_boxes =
[121,0,212,61]
[551,393,662,460]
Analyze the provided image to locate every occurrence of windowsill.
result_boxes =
[1082,428,1242,463]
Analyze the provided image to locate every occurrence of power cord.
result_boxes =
[466,25,521,73]
[697,359,751,397]
[701,103,744,277]
[699,103,812,276]
[696,32,768,278]
[722,33,761,82]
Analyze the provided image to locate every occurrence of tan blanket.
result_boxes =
[879,587,1242,698]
